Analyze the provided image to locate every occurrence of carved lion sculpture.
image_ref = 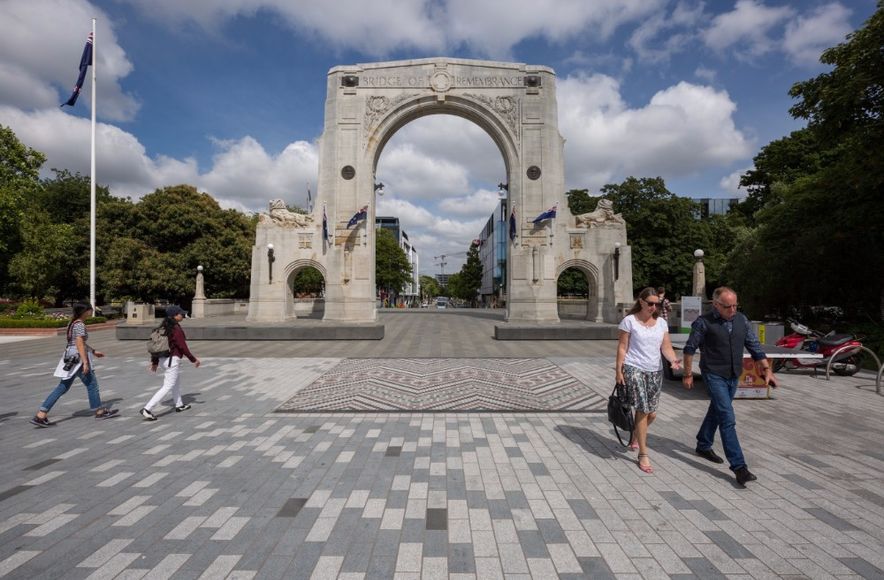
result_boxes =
[258,199,314,227]
[575,198,626,228]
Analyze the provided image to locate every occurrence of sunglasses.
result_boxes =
[642,299,660,307]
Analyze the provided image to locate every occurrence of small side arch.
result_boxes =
[556,259,602,322]
[284,259,327,319]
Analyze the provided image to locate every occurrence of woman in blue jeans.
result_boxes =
[30,303,118,427]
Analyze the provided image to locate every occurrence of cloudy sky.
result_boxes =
[0,0,875,275]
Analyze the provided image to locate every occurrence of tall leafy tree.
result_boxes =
[419,275,441,299]
[454,242,483,304]
[0,125,46,293]
[731,3,884,318]
[375,227,412,297]
[600,177,711,296]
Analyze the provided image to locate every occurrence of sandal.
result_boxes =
[637,453,653,474]
[628,440,639,451]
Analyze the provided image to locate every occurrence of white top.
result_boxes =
[619,314,668,372]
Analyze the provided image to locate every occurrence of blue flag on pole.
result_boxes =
[532,203,557,224]
[306,184,313,213]
[347,205,368,229]
[322,204,329,242]
[61,32,93,107]
[509,205,517,241]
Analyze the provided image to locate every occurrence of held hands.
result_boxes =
[669,359,682,371]
[682,373,694,390]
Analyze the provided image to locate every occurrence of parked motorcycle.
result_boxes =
[774,319,864,376]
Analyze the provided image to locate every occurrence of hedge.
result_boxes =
[0,317,107,328]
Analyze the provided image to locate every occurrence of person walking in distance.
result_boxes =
[681,287,777,486]
[31,303,118,426]
[616,287,681,474]
[140,306,200,421]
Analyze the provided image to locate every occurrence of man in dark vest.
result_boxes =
[681,286,777,486]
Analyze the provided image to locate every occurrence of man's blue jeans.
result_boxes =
[697,372,746,471]
[40,368,102,413]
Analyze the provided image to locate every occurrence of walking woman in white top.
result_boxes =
[616,287,681,473]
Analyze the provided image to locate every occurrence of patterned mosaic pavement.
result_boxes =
[1,349,884,579]
[276,359,607,413]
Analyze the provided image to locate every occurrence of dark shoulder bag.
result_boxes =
[607,382,634,446]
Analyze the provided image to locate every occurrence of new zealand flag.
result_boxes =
[346,205,368,229]
[322,204,330,242]
[62,33,93,107]
[532,204,558,224]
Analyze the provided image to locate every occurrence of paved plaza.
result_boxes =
[1,311,883,579]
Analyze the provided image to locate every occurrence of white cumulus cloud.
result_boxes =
[783,3,853,67]
[701,0,794,59]
[557,73,753,191]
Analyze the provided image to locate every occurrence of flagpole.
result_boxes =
[89,17,97,309]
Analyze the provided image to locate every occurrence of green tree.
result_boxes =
[729,4,884,318]
[564,189,598,215]
[101,185,254,303]
[736,129,823,222]
[291,267,324,296]
[455,242,482,304]
[600,177,713,296]
[8,213,77,299]
[419,275,440,299]
[0,125,46,293]
[557,268,588,297]
[375,228,412,296]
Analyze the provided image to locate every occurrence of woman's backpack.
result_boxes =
[147,326,170,357]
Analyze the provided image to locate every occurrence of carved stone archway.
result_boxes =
[247,58,633,323]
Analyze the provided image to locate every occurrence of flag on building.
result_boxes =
[509,205,517,241]
[532,203,557,224]
[61,32,93,107]
[306,183,313,213]
[322,203,329,242]
[347,205,368,228]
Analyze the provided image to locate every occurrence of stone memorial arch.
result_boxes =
[247,58,633,323]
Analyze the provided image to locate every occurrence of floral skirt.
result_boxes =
[623,364,663,413]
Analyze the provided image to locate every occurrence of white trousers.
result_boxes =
[145,356,183,411]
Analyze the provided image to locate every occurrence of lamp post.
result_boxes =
[692,249,705,298]
[613,242,621,281]
[374,182,384,196]
[267,243,275,284]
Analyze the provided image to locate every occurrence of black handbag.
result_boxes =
[607,382,634,446]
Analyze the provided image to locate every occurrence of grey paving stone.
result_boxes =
[577,556,617,579]
[804,507,860,531]
[704,530,754,559]
[682,557,728,579]
[517,530,550,558]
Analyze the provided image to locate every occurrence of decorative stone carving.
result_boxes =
[363,93,419,147]
[463,93,520,141]
[258,199,314,227]
[575,198,625,228]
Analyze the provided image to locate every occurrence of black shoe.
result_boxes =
[735,467,757,486]
[140,408,158,421]
[696,448,725,464]
[174,404,191,412]
[30,416,55,428]
[95,408,119,419]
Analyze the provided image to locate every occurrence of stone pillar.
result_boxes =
[192,265,206,319]
[692,249,706,298]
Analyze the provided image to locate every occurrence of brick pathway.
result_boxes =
[1,313,883,578]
